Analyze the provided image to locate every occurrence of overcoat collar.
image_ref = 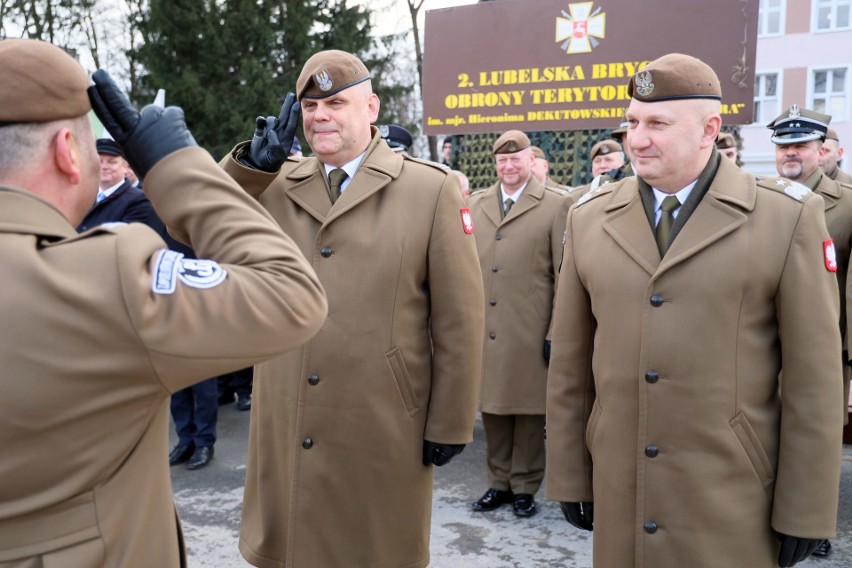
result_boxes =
[807,170,840,210]
[0,185,77,241]
[480,176,546,229]
[284,127,403,225]
[601,156,754,277]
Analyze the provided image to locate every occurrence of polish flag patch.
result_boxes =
[824,239,837,272]
[460,208,475,234]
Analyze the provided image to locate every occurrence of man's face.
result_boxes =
[495,148,535,192]
[442,142,452,161]
[626,98,718,192]
[99,153,127,189]
[592,151,625,177]
[775,140,823,181]
[301,83,379,167]
[821,139,843,177]
[531,157,549,183]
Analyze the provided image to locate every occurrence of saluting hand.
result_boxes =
[243,93,301,172]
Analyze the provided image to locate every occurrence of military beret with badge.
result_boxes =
[493,130,531,155]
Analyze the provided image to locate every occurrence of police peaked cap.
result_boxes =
[767,105,831,145]
[378,124,413,150]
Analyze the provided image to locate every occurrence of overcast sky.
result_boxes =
[352,0,478,38]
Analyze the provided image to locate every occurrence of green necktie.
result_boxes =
[503,198,514,216]
[328,168,347,204]
[655,195,681,257]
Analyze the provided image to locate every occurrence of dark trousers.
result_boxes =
[218,367,253,399]
[171,377,218,447]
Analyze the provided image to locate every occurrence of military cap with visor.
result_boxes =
[378,124,413,152]
[767,104,831,145]
[493,130,531,154]
[628,53,722,102]
[590,140,622,161]
[96,138,125,158]
[611,121,629,139]
[296,50,371,100]
[0,39,91,126]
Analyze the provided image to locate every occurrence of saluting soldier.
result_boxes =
[546,53,842,568]
[769,106,852,559]
[0,40,327,568]
[467,130,574,518]
[221,50,485,568]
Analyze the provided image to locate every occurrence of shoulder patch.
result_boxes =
[152,250,228,295]
[576,181,614,206]
[756,176,811,202]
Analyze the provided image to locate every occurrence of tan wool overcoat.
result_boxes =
[467,178,574,414]
[808,171,852,421]
[546,157,843,568]
[222,130,485,568]
[0,148,327,568]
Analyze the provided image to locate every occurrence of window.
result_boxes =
[815,0,851,31]
[754,73,780,124]
[759,0,785,36]
[811,68,848,120]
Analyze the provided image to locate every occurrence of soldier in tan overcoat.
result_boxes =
[221,50,485,568]
[546,54,843,568]
[467,131,573,518]
[823,127,852,184]
[0,41,327,568]
[770,107,852,559]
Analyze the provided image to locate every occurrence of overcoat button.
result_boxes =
[495,234,502,241]
[489,300,497,306]
[489,332,496,340]
[650,294,664,307]
[302,438,313,449]
[492,266,499,273]
[645,371,659,384]
[320,247,333,258]
[644,521,658,534]
[645,445,659,458]
[308,374,320,385]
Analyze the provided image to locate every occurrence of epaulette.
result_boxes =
[575,179,615,206]
[754,175,811,202]
[544,185,569,196]
[404,155,453,174]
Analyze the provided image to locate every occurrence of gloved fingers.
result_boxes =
[89,70,139,140]
[276,92,298,124]
[254,116,268,136]
[264,128,287,164]
[432,447,450,466]
[422,441,436,466]
[777,533,800,567]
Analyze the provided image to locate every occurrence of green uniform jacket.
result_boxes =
[0,148,327,568]
[546,157,843,568]
[222,129,485,568]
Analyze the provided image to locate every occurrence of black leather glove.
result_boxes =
[777,533,824,567]
[560,501,594,531]
[543,340,551,365]
[242,93,301,172]
[422,440,465,467]
[88,70,196,179]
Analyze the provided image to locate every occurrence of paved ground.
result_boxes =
[171,405,852,567]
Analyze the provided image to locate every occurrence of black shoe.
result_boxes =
[186,446,214,470]
[513,494,537,517]
[236,393,252,411]
[168,444,194,466]
[812,540,832,558]
[218,391,235,405]
[471,488,514,511]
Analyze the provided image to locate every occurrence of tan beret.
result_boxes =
[767,104,831,145]
[296,50,371,100]
[493,130,530,154]
[716,132,736,149]
[628,53,721,102]
[826,127,839,142]
[0,39,91,125]
[590,140,622,161]
[611,121,629,139]
[530,146,546,160]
